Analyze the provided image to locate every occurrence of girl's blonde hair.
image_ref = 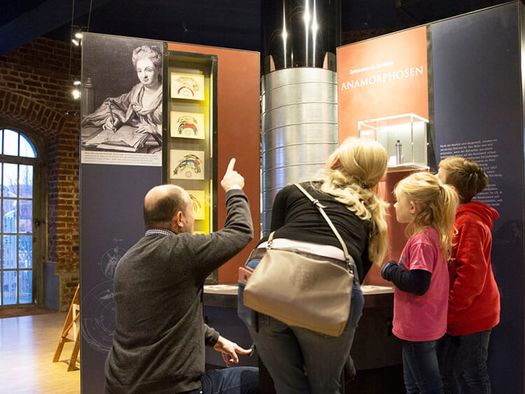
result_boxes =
[320,137,389,264]
[394,172,459,258]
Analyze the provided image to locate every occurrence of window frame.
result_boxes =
[0,127,46,306]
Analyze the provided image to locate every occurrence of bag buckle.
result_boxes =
[311,199,326,209]
[267,231,276,249]
[346,259,354,274]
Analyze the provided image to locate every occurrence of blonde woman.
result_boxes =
[246,138,389,394]
[381,172,459,394]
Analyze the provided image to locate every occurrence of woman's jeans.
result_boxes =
[437,331,492,394]
[239,281,364,394]
[402,339,443,394]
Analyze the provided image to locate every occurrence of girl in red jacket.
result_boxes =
[437,156,500,394]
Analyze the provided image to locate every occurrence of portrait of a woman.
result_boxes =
[81,44,163,153]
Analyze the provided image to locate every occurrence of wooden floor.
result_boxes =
[0,312,80,394]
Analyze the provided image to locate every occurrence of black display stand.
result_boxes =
[431,3,525,392]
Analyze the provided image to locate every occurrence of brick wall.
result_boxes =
[0,37,81,310]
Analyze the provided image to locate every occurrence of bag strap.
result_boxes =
[267,231,275,248]
[294,183,359,280]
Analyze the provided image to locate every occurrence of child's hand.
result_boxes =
[380,261,398,281]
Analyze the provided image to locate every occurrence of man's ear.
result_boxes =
[171,211,183,232]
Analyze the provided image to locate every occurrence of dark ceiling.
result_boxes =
[0,0,512,55]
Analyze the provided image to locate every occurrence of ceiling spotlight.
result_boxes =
[73,80,81,86]
[71,31,83,46]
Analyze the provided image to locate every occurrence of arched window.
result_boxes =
[0,128,38,305]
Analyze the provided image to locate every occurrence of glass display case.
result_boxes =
[165,51,218,282]
[358,113,429,170]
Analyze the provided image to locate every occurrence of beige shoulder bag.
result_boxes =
[243,183,357,337]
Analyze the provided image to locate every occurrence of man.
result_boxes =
[105,159,258,394]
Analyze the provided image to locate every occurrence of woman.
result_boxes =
[81,44,163,152]
[244,138,389,393]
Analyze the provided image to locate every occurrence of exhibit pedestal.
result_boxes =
[203,285,403,393]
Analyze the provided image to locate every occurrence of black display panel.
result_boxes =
[80,164,161,393]
[431,3,524,393]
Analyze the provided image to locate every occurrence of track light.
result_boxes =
[71,30,83,46]
[71,88,81,100]
[71,80,81,100]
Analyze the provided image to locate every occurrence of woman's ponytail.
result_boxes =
[320,138,389,265]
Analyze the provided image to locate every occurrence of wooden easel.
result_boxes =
[52,284,80,371]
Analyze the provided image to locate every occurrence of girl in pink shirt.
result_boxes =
[381,172,458,394]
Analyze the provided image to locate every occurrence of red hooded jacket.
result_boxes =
[447,201,500,336]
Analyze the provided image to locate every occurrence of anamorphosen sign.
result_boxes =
[341,65,425,90]
[337,26,429,139]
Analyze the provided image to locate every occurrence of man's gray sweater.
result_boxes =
[105,189,253,393]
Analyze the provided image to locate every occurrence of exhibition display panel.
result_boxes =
[167,41,261,284]
[80,36,260,394]
[337,3,525,393]
[166,52,218,282]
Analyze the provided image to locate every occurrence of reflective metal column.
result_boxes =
[261,0,340,233]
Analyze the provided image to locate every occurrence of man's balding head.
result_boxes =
[143,185,190,230]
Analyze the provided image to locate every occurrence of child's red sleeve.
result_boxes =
[448,220,490,313]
